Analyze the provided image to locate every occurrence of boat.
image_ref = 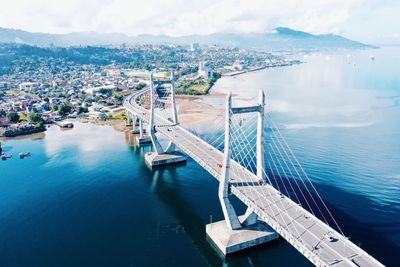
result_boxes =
[19,152,32,159]
[57,121,74,128]
[1,153,12,160]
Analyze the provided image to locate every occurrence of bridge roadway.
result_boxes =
[124,89,383,267]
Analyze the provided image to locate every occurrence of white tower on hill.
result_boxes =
[198,61,212,79]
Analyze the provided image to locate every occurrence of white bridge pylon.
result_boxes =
[148,71,179,154]
[140,71,187,166]
[220,90,265,230]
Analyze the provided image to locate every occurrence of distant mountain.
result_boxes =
[0,27,376,50]
[0,28,130,47]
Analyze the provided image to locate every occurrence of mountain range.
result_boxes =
[0,27,375,50]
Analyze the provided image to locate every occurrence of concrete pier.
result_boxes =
[136,135,152,144]
[206,215,279,256]
[144,152,186,167]
[131,128,146,134]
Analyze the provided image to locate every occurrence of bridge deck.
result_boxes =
[124,90,383,267]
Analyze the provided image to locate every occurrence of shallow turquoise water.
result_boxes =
[1,47,399,266]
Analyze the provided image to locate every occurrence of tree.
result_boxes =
[135,83,146,91]
[113,95,124,105]
[77,106,88,114]
[99,88,112,96]
[28,112,43,124]
[59,104,72,116]
[7,112,19,123]
[51,105,59,112]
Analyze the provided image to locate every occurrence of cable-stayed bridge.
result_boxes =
[123,73,384,267]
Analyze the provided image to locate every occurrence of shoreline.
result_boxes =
[221,61,302,77]
[1,93,227,141]
[73,118,127,132]
[0,130,46,141]
[0,119,129,141]
[1,70,252,141]
[0,63,290,141]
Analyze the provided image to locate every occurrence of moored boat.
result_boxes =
[19,152,32,159]
[1,153,12,160]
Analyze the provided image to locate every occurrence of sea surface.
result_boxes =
[1,47,399,267]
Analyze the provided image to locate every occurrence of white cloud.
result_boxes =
[0,0,379,36]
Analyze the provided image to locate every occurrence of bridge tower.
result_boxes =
[206,90,278,255]
[219,90,266,230]
[165,70,179,153]
[144,71,186,167]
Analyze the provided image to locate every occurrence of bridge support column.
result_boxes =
[257,89,265,181]
[165,70,178,153]
[206,90,278,256]
[134,114,139,126]
[126,111,132,126]
[148,73,164,155]
[144,71,186,167]
[131,115,146,135]
[139,120,144,137]
[135,119,151,144]
[219,92,242,230]
[243,89,266,223]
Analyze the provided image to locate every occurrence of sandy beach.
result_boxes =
[175,95,225,127]
[76,118,127,132]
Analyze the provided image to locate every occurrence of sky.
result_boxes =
[0,0,399,44]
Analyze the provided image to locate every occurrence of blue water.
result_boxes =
[1,47,399,266]
[211,46,400,264]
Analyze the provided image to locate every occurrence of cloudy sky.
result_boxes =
[0,0,399,44]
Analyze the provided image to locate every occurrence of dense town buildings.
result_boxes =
[0,43,299,136]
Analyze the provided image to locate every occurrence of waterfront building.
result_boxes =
[88,111,106,120]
